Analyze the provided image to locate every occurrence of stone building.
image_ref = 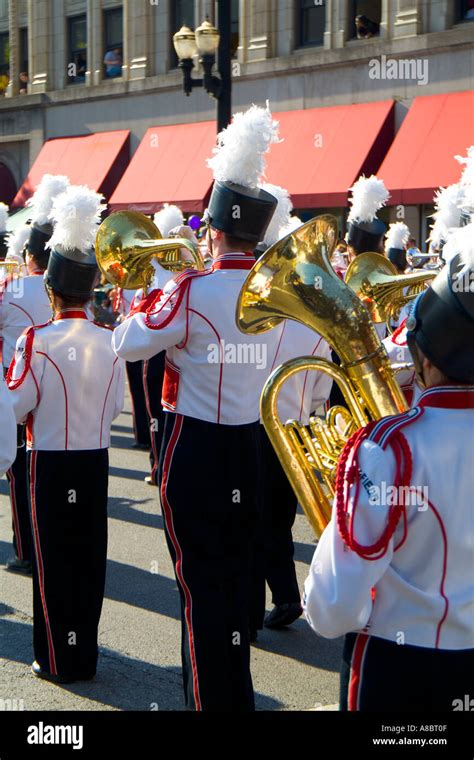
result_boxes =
[0,1,472,240]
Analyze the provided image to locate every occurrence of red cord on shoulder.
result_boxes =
[335,422,413,560]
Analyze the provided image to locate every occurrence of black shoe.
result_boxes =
[31,661,75,684]
[132,442,149,451]
[144,476,157,486]
[6,557,32,575]
[264,603,303,629]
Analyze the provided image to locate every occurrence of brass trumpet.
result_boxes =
[96,211,205,291]
[345,251,435,327]
[0,260,23,280]
[236,216,408,537]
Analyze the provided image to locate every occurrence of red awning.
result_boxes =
[378,91,474,206]
[109,101,394,213]
[12,130,130,208]
[266,100,395,208]
[109,121,217,214]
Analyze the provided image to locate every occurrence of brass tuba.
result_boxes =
[96,210,205,291]
[345,251,435,328]
[236,215,408,537]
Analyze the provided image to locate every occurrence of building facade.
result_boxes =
[0,0,472,233]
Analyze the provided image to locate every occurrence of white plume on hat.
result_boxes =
[441,222,474,265]
[279,215,303,238]
[429,183,463,247]
[0,202,9,233]
[455,145,474,216]
[207,102,280,189]
[27,174,70,226]
[154,204,184,238]
[260,183,293,246]
[47,185,106,252]
[385,222,410,252]
[347,175,390,224]
[6,224,30,263]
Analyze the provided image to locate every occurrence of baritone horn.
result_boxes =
[96,210,205,291]
[236,215,408,538]
[345,251,435,328]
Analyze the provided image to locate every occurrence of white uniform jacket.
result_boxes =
[112,253,284,425]
[0,272,52,370]
[0,375,16,475]
[383,317,420,406]
[264,319,333,425]
[7,310,125,450]
[304,384,474,650]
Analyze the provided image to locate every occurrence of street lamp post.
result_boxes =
[173,1,232,133]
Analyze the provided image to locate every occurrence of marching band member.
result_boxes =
[0,374,16,477]
[113,104,282,711]
[304,242,474,711]
[143,204,186,486]
[0,202,8,261]
[7,185,124,684]
[0,174,69,575]
[384,221,410,274]
[252,187,334,633]
[346,175,389,262]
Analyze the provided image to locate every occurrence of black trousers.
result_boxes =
[260,426,300,607]
[6,425,32,562]
[341,632,474,711]
[126,360,151,447]
[158,413,261,711]
[28,449,108,679]
[143,351,166,485]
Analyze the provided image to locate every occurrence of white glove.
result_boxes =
[150,258,174,291]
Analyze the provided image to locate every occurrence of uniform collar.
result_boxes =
[30,269,44,276]
[54,309,88,321]
[212,252,255,271]
[417,385,474,410]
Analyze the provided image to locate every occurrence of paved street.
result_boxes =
[0,390,342,711]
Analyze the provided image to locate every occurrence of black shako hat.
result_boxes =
[0,233,8,260]
[347,217,386,255]
[45,246,99,299]
[406,249,474,383]
[387,246,407,272]
[205,181,278,244]
[26,221,53,268]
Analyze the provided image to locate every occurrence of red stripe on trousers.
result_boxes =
[29,450,58,675]
[348,633,369,711]
[160,414,202,710]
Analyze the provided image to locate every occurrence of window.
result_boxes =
[67,14,87,84]
[351,1,381,39]
[297,0,326,47]
[457,0,474,22]
[0,32,9,95]
[174,0,195,29]
[171,0,196,66]
[19,28,28,72]
[231,0,239,57]
[104,7,123,78]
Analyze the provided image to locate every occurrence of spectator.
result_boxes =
[355,14,380,38]
[19,71,28,94]
[0,69,10,96]
[104,48,122,78]
[464,0,474,20]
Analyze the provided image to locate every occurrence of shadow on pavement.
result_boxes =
[108,495,164,530]
[105,558,180,621]
[252,617,343,673]
[0,613,282,711]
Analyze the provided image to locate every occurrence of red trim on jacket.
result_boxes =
[54,310,88,320]
[416,385,474,410]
